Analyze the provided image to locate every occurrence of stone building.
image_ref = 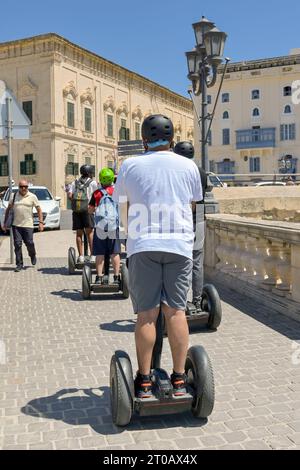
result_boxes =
[194,49,300,183]
[0,33,193,207]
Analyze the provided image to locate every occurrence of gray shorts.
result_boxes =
[128,251,193,314]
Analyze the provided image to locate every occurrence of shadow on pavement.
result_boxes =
[211,277,300,341]
[50,289,125,302]
[21,387,207,435]
[0,266,33,271]
[38,266,70,276]
[100,319,136,333]
[51,289,82,301]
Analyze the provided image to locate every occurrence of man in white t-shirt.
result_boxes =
[113,114,202,399]
[68,165,98,263]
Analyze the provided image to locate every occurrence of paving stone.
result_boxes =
[242,440,272,450]
[221,431,247,444]
[1,254,300,450]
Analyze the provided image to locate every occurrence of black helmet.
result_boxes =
[142,114,174,143]
[174,141,194,159]
[80,164,94,177]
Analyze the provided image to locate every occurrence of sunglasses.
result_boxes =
[19,185,28,189]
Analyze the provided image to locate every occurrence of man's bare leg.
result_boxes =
[76,229,84,257]
[96,255,105,276]
[162,304,189,374]
[111,253,120,276]
[85,228,94,256]
[135,308,160,375]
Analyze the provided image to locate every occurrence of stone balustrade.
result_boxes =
[205,214,300,317]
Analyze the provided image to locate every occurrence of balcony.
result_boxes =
[236,128,276,149]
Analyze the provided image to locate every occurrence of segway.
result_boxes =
[81,258,129,299]
[110,310,215,426]
[68,232,108,275]
[186,284,222,331]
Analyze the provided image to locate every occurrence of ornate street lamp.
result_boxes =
[186,16,229,171]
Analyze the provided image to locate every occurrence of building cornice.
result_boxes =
[219,53,300,74]
[0,33,192,113]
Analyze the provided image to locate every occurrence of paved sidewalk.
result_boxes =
[1,238,300,449]
[0,230,74,263]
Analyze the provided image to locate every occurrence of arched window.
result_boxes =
[284,104,292,114]
[252,89,260,100]
[252,108,260,117]
[223,111,229,119]
[283,86,292,96]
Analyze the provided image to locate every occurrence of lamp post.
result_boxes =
[186,16,229,171]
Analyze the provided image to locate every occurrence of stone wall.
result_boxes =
[213,186,300,219]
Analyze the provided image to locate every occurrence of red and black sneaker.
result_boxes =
[171,372,188,396]
[134,373,153,399]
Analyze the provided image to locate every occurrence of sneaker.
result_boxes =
[171,372,188,396]
[113,275,120,285]
[134,373,153,399]
[77,256,84,264]
[14,265,23,272]
[31,255,37,266]
[95,275,102,285]
[102,275,109,285]
[193,299,202,311]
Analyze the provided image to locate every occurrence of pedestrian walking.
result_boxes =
[3,179,44,271]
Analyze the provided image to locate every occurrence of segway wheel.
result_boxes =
[185,345,215,419]
[121,262,130,299]
[82,264,92,299]
[202,284,222,330]
[68,247,76,275]
[110,351,134,426]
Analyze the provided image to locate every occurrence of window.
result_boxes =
[252,108,260,117]
[67,102,75,128]
[0,155,8,177]
[222,128,230,145]
[135,122,141,140]
[107,115,113,137]
[119,118,130,140]
[107,160,114,169]
[280,124,296,140]
[252,90,260,100]
[84,107,92,132]
[283,86,292,96]
[22,101,33,125]
[20,154,37,175]
[209,160,215,172]
[65,162,79,176]
[216,159,235,174]
[222,93,230,103]
[207,95,212,104]
[223,111,229,119]
[250,157,260,172]
[284,105,292,114]
[207,129,212,146]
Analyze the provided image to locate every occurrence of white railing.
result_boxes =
[205,214,300,304]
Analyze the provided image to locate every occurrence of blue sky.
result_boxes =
[1,0,300,97]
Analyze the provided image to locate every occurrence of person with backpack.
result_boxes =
[68,165,97,263]
[88,167,121,285]
[174,141,207,310]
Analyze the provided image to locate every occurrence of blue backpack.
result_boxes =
[95,188,119,232]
